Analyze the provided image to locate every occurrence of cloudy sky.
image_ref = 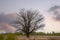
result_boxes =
[0,0,60,33]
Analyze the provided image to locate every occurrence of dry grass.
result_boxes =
[17,35,60,40]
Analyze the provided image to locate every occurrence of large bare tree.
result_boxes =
[13,9,44,37]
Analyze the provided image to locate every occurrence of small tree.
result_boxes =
[13,9,44,38]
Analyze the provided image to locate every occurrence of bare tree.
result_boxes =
[13,9,44,38]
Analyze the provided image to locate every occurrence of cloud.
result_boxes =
[0,23,16,33]
[48,5,60,11]
[0,13,17,33]
[0,13,17,23]
[44,16,60,33]
[48,5,60,21]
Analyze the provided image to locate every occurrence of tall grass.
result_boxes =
[0,34,5,40]
[5,33,17,40]
[0,33,18,40]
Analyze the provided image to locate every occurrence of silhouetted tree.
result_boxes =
[13,9,44,38]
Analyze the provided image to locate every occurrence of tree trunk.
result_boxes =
[26,34,30,40]
[26,37,30,40]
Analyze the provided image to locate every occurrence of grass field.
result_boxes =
[0,33,60,40]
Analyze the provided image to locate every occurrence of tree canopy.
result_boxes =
[13,9,45,37]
